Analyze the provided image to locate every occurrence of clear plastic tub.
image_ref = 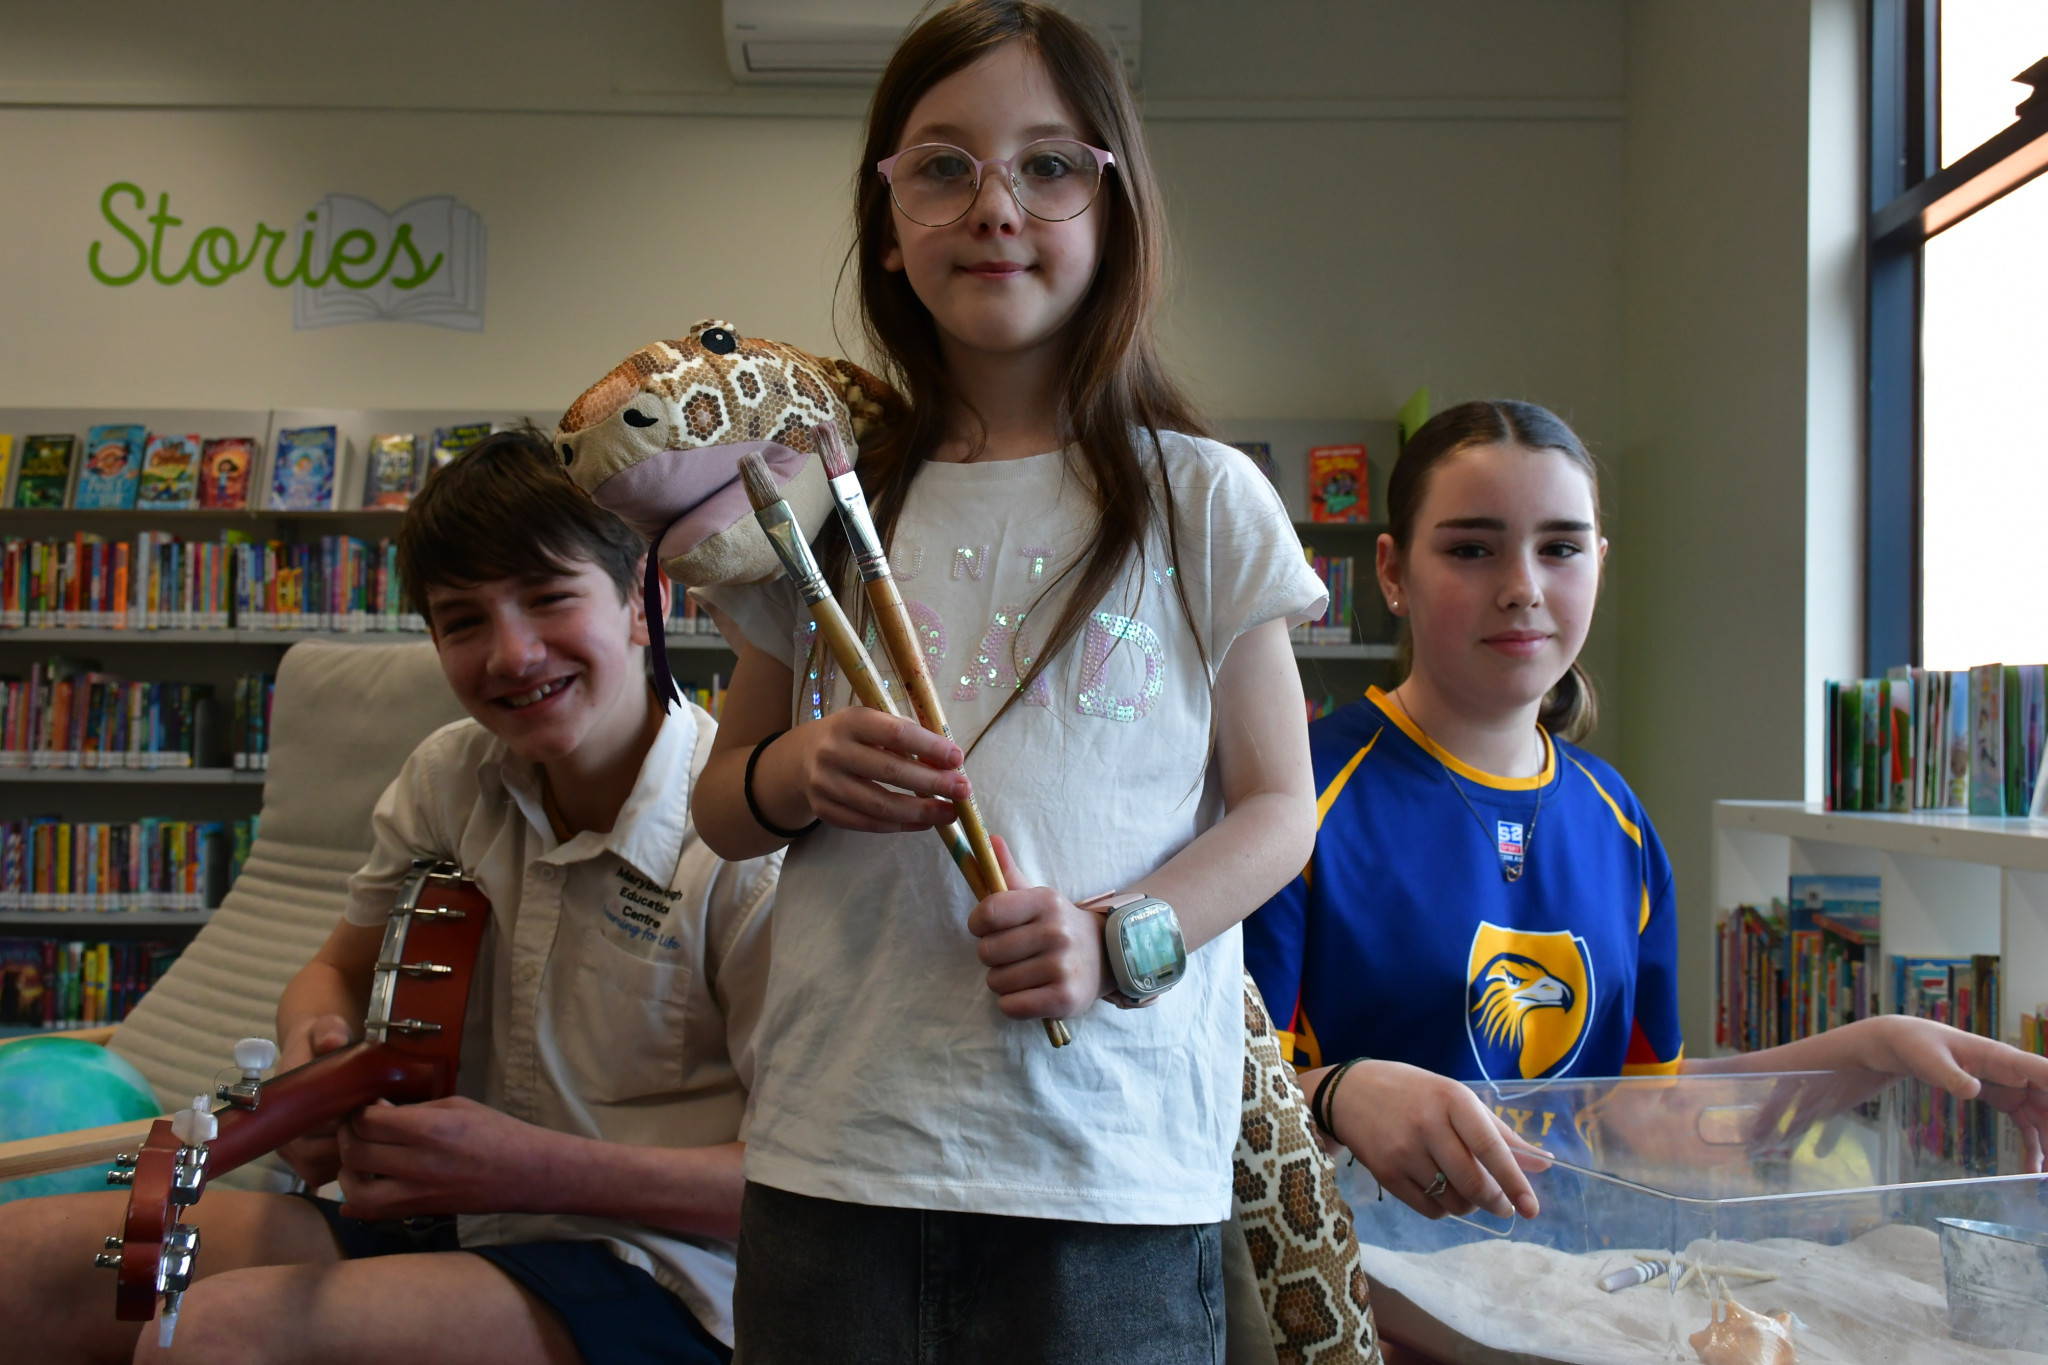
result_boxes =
[1337,1071,2048,1364]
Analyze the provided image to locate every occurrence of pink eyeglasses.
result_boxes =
[876,139,1117,228]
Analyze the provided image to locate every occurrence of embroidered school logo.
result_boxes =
[1465,922,1594,1081]
[1495,820,1525,875]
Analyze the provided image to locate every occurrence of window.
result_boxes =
[1866,1,2048,672]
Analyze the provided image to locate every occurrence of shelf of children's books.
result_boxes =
[0,509,404,528]
[0,910,213,928]
[0,769,261,786]
[0,628,421,645]
[1715,800,2048,874]
[1293,643,1397,660]
[0,629,735,650]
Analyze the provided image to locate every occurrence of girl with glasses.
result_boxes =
[1246,400,2048,1233]
[694,2,1327,1359]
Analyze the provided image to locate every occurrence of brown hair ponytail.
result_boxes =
[1386,400,1602,744]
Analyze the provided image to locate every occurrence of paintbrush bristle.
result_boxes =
[738,452,783,512]
[813,422,854,479]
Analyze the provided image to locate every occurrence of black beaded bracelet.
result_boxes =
[1310,1056,1365,1142]
[744,730,821,841]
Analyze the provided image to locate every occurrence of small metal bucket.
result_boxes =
[1937,1217,2048,1349]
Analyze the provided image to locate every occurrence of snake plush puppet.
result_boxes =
[551,321,1379,1364]
[552,318,901,702]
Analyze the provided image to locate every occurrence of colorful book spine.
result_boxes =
[0,936,186,1029]
[0,816,251,914]
[1290,551,1356,645]
[0,534,426,634]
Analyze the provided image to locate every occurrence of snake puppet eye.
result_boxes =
[622,408,658,428]
[700,328,738,355]
[558,442,575,465]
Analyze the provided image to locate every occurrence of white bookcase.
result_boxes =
[1713,800,2048,1043]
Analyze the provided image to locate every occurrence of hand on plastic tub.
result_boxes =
[1301,1058,1550,1222]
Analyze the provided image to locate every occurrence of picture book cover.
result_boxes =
[1839,681,1863,810]
[1946,670,1971,809]
[1308,444,1368,523]
[1859,678,1881,812]
[430,422,492,469]
[268,426,338,511]
[362,433,421,509]
[0,434,13,506]
[1228,441,1277,486]
[1787,875,1879,985]
[14,434,77,509]
[1887,674,1912,812]
[135,432,202,509]
[198,438,257,510]
[1969,662,2005,816]
[0,938,48,1027]
[75,424,147,509]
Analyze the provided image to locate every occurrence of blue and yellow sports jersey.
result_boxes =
[1245,686,1683,1081]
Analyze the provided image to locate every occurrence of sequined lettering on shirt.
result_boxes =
[866,601,947,677]
[891,545,924,581]
[955,606,1052,706]
[1075,612,1164,722]
[950,546,990,581]
[1019,546,1052,584]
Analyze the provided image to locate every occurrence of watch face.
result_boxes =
[1120,905,1182,989]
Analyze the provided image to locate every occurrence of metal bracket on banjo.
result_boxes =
[365,860,465,1045]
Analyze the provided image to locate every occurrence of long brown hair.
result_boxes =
[834,0,1206,735]
[1386,400,1603,742]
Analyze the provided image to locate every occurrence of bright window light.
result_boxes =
[1940,2,2048,164]
[1919,6,2048,669]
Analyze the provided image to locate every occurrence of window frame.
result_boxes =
[1865,0,2048,673]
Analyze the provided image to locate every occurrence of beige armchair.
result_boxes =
[0,640,466,1188]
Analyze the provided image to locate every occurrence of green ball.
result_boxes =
[0,1038,158,1203]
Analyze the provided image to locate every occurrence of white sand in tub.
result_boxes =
[1357,1223,2046,1365]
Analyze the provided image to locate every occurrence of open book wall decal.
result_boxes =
[292,194,487,332]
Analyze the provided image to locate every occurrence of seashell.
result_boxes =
[1688,1293,1797,1365]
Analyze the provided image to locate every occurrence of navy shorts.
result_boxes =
[297,1194,731,1365]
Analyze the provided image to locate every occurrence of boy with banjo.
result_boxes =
[0,430,776,1365]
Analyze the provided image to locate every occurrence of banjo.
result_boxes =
[96,860,490,1344]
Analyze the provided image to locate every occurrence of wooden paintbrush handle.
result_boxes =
[863,580,1073,1049]
[805,595,989,902]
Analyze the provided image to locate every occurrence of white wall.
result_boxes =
[1617,0,1863,1048]
[0,0,1632,748]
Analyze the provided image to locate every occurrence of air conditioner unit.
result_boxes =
[722,0,1139,88]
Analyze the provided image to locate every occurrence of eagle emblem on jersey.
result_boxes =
[1465,923,1594,1081]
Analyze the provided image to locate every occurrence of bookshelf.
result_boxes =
[1713,800,2048,1047]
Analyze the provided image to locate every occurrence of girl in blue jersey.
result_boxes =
[1245,399,2048,1225]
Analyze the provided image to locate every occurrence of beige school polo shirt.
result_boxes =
[343,701,777,1347]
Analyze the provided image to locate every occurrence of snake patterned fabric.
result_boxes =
[555,319,904,589]
[1237,974,1382,1365]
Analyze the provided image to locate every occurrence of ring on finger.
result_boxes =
[1424,1171,1450,1198]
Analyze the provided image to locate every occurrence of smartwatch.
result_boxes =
[1084,892,1188,1004]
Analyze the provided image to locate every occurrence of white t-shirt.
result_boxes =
[343,702,778,1347]
[701,432,1325,1225]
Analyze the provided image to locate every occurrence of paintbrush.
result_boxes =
[737,453,988,901]
[810,425,1072,1049]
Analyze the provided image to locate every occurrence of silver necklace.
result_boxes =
[1391,688,1549,883]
